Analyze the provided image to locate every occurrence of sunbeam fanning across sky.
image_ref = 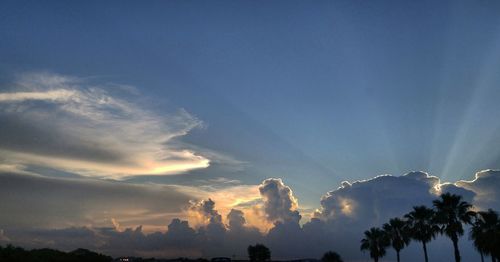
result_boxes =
[1,1,500,262]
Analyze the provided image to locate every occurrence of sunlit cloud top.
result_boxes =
[0,73,210,179]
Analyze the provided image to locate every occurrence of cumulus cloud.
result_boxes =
[227,209,246,230]
[316,172,443,224]
[2,171,500,261]
[258,178,301,224]
[189,199,223,225]
[0,72,210,178]
[188,198,227,256]
[456,169,500,211]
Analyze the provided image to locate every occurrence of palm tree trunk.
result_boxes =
[374,257,378,262]
[397,250,400,262]
[452,237,461,262]
[480,252,484,262]
[491,255,495,262]
[423,241,429,262]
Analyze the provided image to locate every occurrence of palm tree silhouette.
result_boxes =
[360,227,389,262]
[470,209,500,262]
[404,205,439,262]
[383,217,411,262]
[433,193,474,262]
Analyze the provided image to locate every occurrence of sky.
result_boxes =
[1,0,500,261]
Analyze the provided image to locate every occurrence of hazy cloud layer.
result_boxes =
[0,172,195,231]
[1,170,500,261]
[0,73,210,178]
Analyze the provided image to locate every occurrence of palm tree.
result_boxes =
[470,209,500,262]
[360,227,389,262]
[404,206,439,262]
[433,193,475,262]
[383,217,411,262]
[470,211,486,262]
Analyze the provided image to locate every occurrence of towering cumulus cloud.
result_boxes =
[189,198,223,225]
[0,72,210,179]
[1,167,500,260]
[259,178,301,224]
[227,209,246,230]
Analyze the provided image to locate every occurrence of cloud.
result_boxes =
[258,178,301,224]
[316,172,443,224]
[188,198,224,226]
[2,171,500,261]
[227,209,246,230]
[0,171,193,231]
[0,72,210,179]
[456,169,500,211]
[0,89,75,102]
[166,219,197,246]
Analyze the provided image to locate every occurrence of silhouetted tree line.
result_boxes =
[360,193,500,262]
[247,243,343,262]
[0,245,112,262]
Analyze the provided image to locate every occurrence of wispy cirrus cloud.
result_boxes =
[0,72,210,178]
[0,89,75,102]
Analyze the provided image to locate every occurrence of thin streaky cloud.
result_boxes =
[0,72,212,178]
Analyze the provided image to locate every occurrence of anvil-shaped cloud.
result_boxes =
[0,73,210,178]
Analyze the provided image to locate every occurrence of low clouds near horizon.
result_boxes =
[1,169,500,261]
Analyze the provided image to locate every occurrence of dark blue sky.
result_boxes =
[2,0,500,207]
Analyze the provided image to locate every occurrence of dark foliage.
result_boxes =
[0,245,112,262]
[362,193,500,262]
[360,227,389,262]
[470,209,500,262]
[433,193,475,262]
[404,206,439,262]
[247,244,271,262]
[321,251,343,262]
[383,217,410,262]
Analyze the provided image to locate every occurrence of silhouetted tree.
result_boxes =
[433,193,474,262]
[404,206,439,262]
[360,227,389,262]
[470,209,500,262]
[383,217,411,262]
[471,211,486,262]
[321,251,343,262]
[248,243,271,262]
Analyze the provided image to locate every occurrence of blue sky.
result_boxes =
[2,0,500,207]
[1,2,500,259]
